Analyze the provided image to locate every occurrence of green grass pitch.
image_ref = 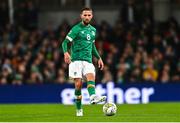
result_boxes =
[0,102,180,122]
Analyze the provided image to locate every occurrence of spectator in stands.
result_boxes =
[55,68,66,84]
[0,77,7,85]
[101,65,113,83]
[0,59,13,84]
[172,60,180,82]
[12,74,23,85]
[159,63,171,83]
[143,57,159,82]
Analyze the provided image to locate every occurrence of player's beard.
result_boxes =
[83,19,90,25]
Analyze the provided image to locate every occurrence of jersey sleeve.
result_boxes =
[62,39,69,53]
[93,28,96,43]
[92,29,100,59]
[61,26,78,53]
[65,26,78,42]
[92,43,101,59]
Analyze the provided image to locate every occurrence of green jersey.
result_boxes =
[62,22,100,63]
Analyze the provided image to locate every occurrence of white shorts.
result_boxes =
[69,61,95,78]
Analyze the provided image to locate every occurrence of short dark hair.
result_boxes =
[81,7,92,13]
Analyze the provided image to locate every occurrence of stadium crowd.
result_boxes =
[0,1,179,85]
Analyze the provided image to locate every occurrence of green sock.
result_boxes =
[75,89,82,110]
[87,81,95,96]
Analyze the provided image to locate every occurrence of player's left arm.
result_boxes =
[92,43,104,70]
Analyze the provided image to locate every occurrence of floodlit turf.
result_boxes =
[0,102,180,122]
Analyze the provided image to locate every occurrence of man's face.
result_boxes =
[80,10,93,25]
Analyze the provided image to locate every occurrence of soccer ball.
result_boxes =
[103,102,117,116]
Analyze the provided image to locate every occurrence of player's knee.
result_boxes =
[75,81,82,90]
[85,73,95,81]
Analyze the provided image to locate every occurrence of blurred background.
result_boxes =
[0,0,180,104]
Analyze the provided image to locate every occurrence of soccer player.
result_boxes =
[62,7,106,116]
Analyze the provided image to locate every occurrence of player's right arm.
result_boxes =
[62,26,78,64]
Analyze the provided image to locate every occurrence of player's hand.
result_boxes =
[64,52,71,64]
[98,58,104,70]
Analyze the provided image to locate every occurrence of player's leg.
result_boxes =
[74,78,83,116]
[85,73,95,96]
[85,73,106,104]
[83,61,106,104]
[69,61,83,116]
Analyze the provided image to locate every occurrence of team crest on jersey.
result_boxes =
[91,31,95,36]
[81,31,85,34]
